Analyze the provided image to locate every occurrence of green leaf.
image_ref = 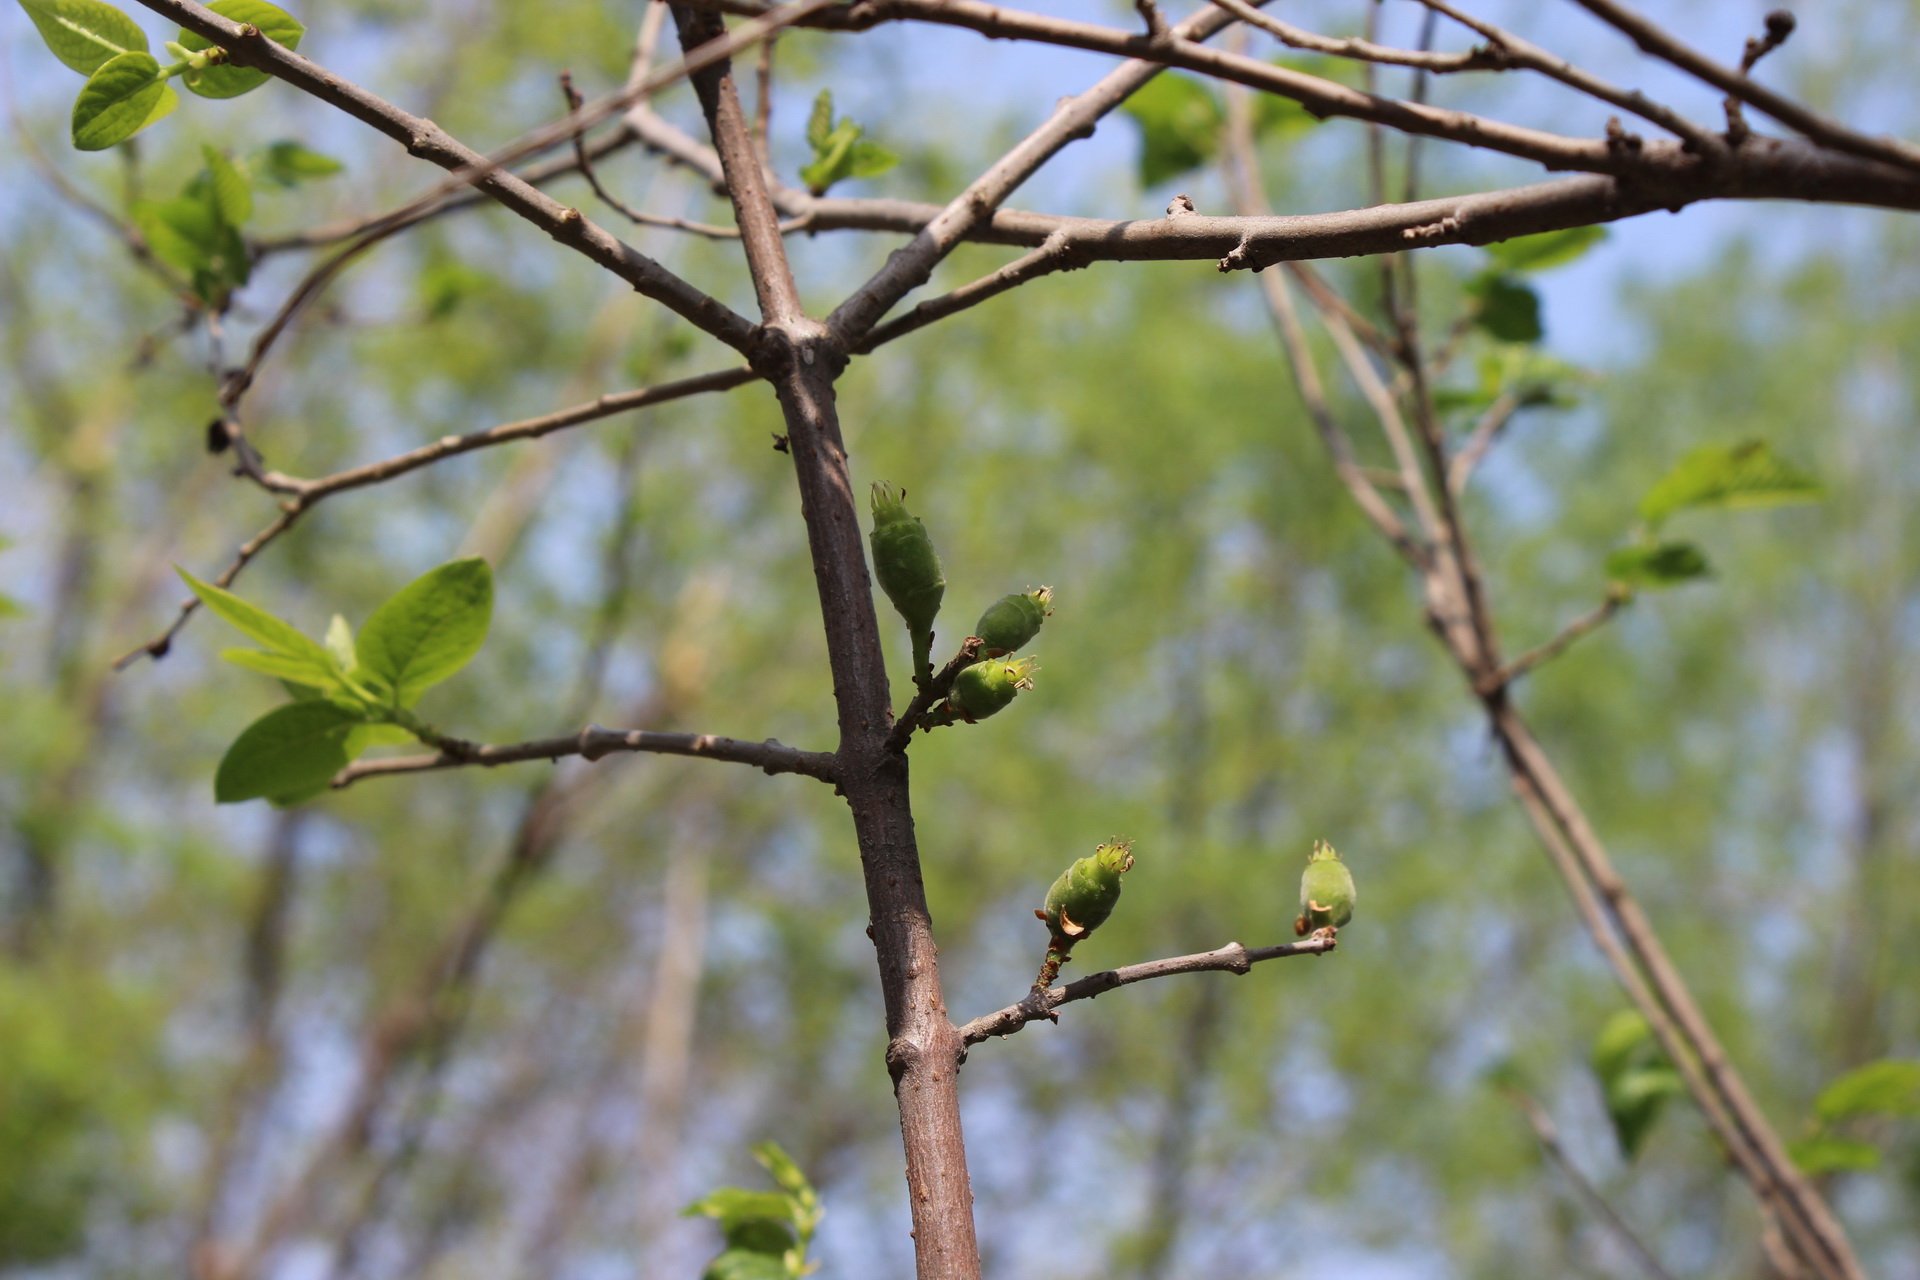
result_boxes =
[255,139,341,186]
[214,700,360,804]
[701,1249,789,1280]
[1484,226,1606,274]
[1605,1064,1684,1160]
[177,567,333,668]
[342,721,416,759]
[805,89,832,151]
[18,0,148,75]
[1591,1009,1656,1082]
[354,558,493,705]
[1466,272,1543,344]
[683,1188,800,1232]
[1638,440,1824,528]
[70,51,173,150]
[844,139,899,180]
[218,647,337,687]
[132,185,249,304]
[1814,1059,1920,1124]
[752,1142,812,1202]
[1605,541,1711,589]
[177,0,303,99]
[1120,72,1222,187]
[1788,1135,1883,1175]
[201,146,253,226]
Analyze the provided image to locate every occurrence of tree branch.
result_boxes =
[959,938,1336,1046]
[130,0,762,351]
[1484,589,1630,693]
[329,725,838,790]
[825,0,1244,342]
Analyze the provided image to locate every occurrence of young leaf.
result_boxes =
[71,51,175,150]
[752,1142,812,1202]
[1484,226,1606,274]
[342,722,415,760]
[1591,1009,1682,1160]
[132,184,249,304]
[219,646,337,687]
[844,138,899,180]
[177,0,303,98]
[255,139,342,186]
[1638,440,1823,528]
[1787,1135,1882,1176]
[682,1188,800,1233]
[1813,1059,1920,1124]
[1605,541,1711,589]
[354,558,493,705]
[214,700,360,804]
[1466,272,1543,344]
[1120,72,1222,187]
[324,613,356,672]
[202,145,253,226]
[177,567,333,668]
[805,89,833,152]
[19,0,149,75]
[701,1250,788,1280]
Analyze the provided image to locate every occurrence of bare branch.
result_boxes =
[959,938,1337,1046]
[1447,389,1521,495]
[1485,590,1629,692]
[1500,1086,1681,1280]
[1570,0,1920,175]
[111,367,753,669]
[884,636,984,754]
[1212,0,1499,73]
[330,725,838,790]
[825,0,1243,342]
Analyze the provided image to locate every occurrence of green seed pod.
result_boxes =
[1295,839,1356,938]
[974,587,1053,657]
[1042,840,1135,941]
[943,655,1037,723]
[869,483,945,634]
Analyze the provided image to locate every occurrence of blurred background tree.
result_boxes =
[1,1,1917,1277]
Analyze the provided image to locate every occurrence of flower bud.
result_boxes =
[868,483,945,635]
[942,655,1036,723]
[973,587,1053,657]
[1295,838,1356,938]
[1042,840,1135,942]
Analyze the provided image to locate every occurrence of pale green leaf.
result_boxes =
[683,1188,800,1232]
[202,145,252,226]
[844,138,898,180]
[324,613,355,672]
[255,138,341,186]
[1788,1135,1882,1175]
[1814,1059,1920,1124]
[1484,226,1606,274]
[1467,271,1542,344]
[71,51,171,150]
[805,88,832,151]
[177,567,332,667]
[354,558,492,705]
[214,700,359,804]
[701,1249,789,1280]
[178,0,303,99]
[17,0,148,75]
[1639,440,1823,528]
[218,647,337,687]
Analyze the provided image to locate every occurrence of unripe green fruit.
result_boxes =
[1043,840,1135,940]
[974,587,1053,657]
[945,656,1036,722]
[1295,839,1356,937]
[868,483,945,635]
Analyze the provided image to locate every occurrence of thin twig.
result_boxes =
[330,725,839,790]
[1500,1087,1681,1280]
[1212,0,1495,72]
[110,367,755,669]
[884,637,984,753]
[1447,389,1520,495]
[1485,590,1629,692]
[959,938,1337,1046]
